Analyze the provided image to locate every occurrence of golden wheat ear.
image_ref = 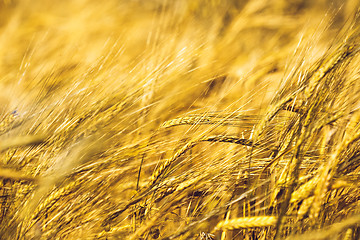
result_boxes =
[214,216,277,231]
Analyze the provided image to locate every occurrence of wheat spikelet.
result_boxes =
[200,135,255,146]
[297,196,314,218]
[273,42,353,230]
[291,177,350,204]
[0,135,45,153]
[50,110,93,145]
[310,111,360,219]
[149,134,259,190]
[344,228,354,240]
[270,152,293,207]
[149,139,198,187]
[274,126,307,239]
[31,180,80,221]
[96,225,132,238]
[162,115,209,128]
[290,176,318,203]
[0,168,37,182]
[214,216,277,230]
[286,215,360,240]
[281,100,304,114]
[252,95,295,143]
[128,186,200,240]
[0,111,17,134]
[161,112,271,129]
[85,99,128,132]
[154,174,207,204]
[305,43,358,98]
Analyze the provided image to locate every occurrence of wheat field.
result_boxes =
[1,0,360,239]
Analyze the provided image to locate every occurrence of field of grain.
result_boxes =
[1,0,360,239]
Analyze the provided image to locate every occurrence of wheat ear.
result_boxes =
[215,216,277,230]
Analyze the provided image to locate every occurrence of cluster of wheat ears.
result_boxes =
[1,0,360,239]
